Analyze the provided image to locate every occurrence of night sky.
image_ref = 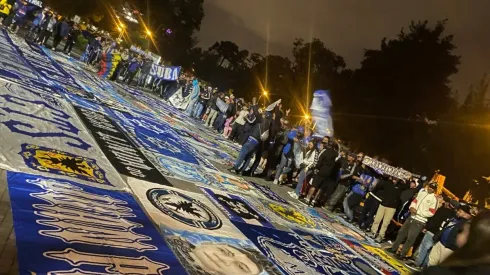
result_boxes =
[199,0,490,102]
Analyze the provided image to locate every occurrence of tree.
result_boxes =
[128,0,204,66]
[356,20,460,119]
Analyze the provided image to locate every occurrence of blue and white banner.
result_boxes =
[8,36,92,98]
[7,172,186,274]
[149,64,181,81]
[162,227,282,275]
[293,229,382,274]
[26,0,43,7]
[127,178,246,239]
[237,223,380,275]
[0,29,47,85]
[110,109,216,170]
[310,90,334,137]
[0,80,125,189]
[202,187,275,228]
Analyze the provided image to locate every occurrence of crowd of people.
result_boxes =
[177,79,490,274]
[1,2,489,274]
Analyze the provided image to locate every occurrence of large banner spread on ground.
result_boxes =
[0,81,124,188]
[0,30,411,275]
[7,172,186,274]
[74,106,170,185]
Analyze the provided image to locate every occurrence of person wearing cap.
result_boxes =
[406,197,458,271]
[427,203,473,266]
[387,182,439,260]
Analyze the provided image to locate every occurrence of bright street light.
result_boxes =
[146,29,152,36]
[262,90,268,96]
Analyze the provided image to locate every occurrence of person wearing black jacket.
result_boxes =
[63,24,80,55]
[324,152,357,211]
[368,176,405,242]
[229,111,271,174]
[427,204,473,266]
[192,87,211,119]
[301,140,337,206]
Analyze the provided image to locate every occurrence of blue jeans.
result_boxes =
[193,102,204,118]
[295,169,311,196]
[186,99,198,115]
[343,192,355,220]
[415,231,434,267]
[275,155,292,180]
[234,137,259,170]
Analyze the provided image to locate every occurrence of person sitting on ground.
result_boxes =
[386,182,438,260]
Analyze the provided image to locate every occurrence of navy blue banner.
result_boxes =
[236,222,381,275]
[7,171,186,274]
[248,181,290,205]
[150,64,181,81]
[201,187,275,229]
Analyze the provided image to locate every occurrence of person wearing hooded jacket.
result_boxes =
[228,110,271,174]
[368,176,405,242]
[387,183,439,260]
[185,79,200,116]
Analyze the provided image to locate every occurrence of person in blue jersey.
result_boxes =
[10,0,38,33]
[52,17,71,51]
[416,210,490,275]
[427,203,473,266]
[123,55,143,85]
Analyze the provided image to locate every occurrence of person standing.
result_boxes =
[289,140,317,199]
[193,87,211,119]
[10,0,38,33]
[63,24,80,55]
[228,112,271,174]
[406,199,458,271]
[123,55,143,85]
[324,152,358,211]
[229,105,248,142]
[52,17,71,50]
[25,9,43,39]
[343,158,376,222]
[387,183,439,260]
[185,79,200,116]
[368,176,404,242]
[36,13,56,46]
[427,204,473,266]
